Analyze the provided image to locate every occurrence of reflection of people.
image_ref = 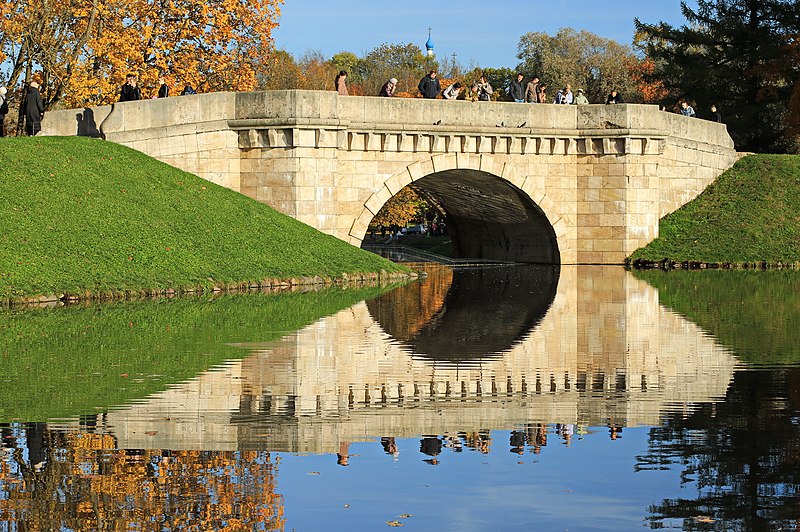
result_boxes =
[337,441,350,466]
[609,424,623,440]
[381,437,399,458]
[420,436,442,465]
[510,430,525,455]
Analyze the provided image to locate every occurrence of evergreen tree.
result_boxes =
[635,0,800,152]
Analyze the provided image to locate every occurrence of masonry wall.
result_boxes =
[41,90,738,264]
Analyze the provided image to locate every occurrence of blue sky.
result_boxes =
[272,1,697,68]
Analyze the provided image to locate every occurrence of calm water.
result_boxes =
[1,265,799,530]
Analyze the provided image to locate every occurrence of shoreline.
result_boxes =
[3,270,419,309]
[628,258,800,271]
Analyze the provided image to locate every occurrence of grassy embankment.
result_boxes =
[0,137,409,303]
[629,154,800,267]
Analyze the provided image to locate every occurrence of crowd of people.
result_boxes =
[329,68,725,122]
[0,68,724,137]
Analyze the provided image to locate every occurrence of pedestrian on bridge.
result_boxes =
[119,73,141,102]
[24,82,44,136]
[0,86,7,137]
[335,71,349,96]
[418,70,441,99]
[509,72,525,103]
[379,78,397,97]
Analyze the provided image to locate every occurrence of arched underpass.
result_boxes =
[368,169,561,264]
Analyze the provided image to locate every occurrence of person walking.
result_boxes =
[509,73,525,103]
[418,70,441,99]
[335,71,348,96]
[680,101,696,117]
[119,73,141,102]
[379,78,397,97]
[442,82,462,100]
[157,76,169,98]
[525,76,540,103]
[24,82,45,136]
[573,88,589,105]
[0,86,8,137]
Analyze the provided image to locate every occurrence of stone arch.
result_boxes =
[350,153,570,264]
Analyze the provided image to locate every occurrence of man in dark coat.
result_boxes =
[24,82,45,136]
[418,70,441,99]
[119,73,141,102]
[509,72,525,102]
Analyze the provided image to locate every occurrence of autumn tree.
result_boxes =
[635,0,800,152]
[516,28,643,104]
[1,0,283,109]
[356,43,432,96]
[371,187,430,228]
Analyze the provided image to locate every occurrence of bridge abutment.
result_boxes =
[41,90,737,264]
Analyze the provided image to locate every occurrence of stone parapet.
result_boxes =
[41,90,738,264]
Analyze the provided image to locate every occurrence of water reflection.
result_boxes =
[43,266,737,454]
[7,266,794,529]
[366,264,559,363]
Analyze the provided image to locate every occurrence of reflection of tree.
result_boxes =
[0,425,285,530]
[640,369,800,530]
[367,264,453,342]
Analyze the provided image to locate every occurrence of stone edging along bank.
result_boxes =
[628,258,800,270]
[3,270,419,309]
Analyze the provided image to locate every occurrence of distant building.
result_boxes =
[426,28,435,58]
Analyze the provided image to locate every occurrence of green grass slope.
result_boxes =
[630,154,800,264]
[0,137,406,300]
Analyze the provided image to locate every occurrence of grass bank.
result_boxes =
[629,154,800,266]
[0,137,408,303]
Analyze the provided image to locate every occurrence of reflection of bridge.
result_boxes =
[79,267,738,453]
[41,91,736,263]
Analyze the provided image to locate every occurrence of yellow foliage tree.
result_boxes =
[371,186,428,228]
[1,0,283,109]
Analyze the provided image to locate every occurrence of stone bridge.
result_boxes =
[41,91,737,264]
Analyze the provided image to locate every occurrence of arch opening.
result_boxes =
[363,169,560,264]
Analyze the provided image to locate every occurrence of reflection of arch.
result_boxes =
[352,155,569,264]
[366,264,560,365]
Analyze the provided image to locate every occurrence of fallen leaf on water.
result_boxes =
[343,504,350,508]
[386,521,404,527]
[398,514,412,518]
[306,472,320,476]
[693,516,715,523]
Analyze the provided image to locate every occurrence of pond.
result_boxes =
[1,265,799,530]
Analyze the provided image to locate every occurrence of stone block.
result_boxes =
[385,172,413,195]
